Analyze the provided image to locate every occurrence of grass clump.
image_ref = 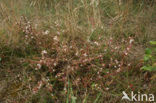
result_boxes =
[0,0,156,102]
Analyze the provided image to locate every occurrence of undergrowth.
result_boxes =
[0,0,156,103]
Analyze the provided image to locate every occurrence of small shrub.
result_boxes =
[141,41,156,71]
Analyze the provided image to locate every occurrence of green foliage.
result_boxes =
[94,92,101,103]
[150,41,156,45]
[141,41,156,71]
[144,48,152,61]
[141,66,156,72]
[66,79,77,103]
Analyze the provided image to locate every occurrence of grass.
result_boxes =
[0,0,156,102]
